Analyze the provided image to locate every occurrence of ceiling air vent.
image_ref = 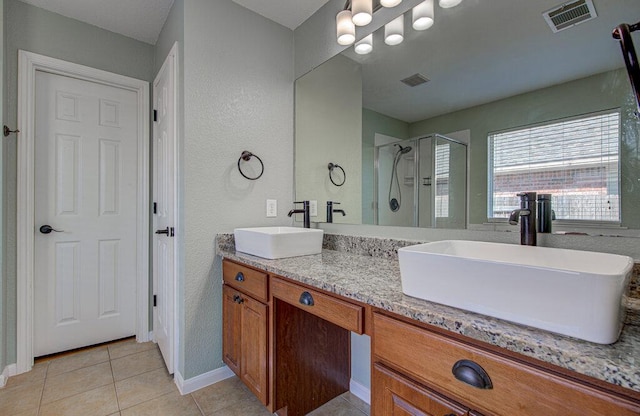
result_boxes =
[401,73,430,87]
[543,0,597,33]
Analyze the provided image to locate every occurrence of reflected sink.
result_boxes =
[398,240,634,344]
[234,227,323,259]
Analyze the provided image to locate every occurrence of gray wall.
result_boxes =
[2,0,154,365]
[154,0,184,75]
[182,0,293,379]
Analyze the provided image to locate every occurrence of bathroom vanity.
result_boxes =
[218,235,640,415]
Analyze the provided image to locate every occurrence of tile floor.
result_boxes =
[0,338,370,415]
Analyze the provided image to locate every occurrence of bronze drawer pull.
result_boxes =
[235,272,245,282]
[299,291,314,306]
[452,359,493,390]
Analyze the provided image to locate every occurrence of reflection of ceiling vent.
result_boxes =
[401,73,430,87]
[543,0,597,33]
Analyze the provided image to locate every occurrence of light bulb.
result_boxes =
[336,10,356,45]
[380,0,402,7]
[355,34,373,54]
[385,15,404,46]
[439,0,462,8]
[352,0,373,26]
[413,0,434,30]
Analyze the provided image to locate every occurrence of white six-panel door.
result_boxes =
[153,44,178,374]
[34,71,139,356]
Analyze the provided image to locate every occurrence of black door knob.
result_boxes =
[39,225,63,234]
[155,227,174,236]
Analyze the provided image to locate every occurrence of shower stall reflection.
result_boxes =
[374,134,467,228]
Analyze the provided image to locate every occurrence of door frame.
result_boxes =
[16,50,150,374]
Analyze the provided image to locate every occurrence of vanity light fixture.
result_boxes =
[380,0,402,8]
[413,0,434,30]
[336,10,356,45]
[439,0,462,8]
[385,15,405,45]
[355,34,373,54]
[351,0,373,26]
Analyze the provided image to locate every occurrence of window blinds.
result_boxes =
[488,111,620,222]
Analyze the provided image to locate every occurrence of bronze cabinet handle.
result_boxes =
[451,359,493,390]
[299,291,314,306]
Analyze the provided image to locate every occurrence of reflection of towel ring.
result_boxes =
[237,151,264,180]
[328,162,346,186]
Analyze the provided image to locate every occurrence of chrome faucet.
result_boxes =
[326,201,346,223]
[509,192,537,246]
[288,201,310,228]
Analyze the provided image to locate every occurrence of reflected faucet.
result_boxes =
[288,201,310,228]
[536,193,555,234]
[509,192,537,246]
[326,201,346,223]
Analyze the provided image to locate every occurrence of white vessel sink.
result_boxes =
[234,227,324,259]
[398,240,634,344]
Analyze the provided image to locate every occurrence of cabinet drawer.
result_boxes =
[271,277,363,334]
[223,260,268,302]
[373,313,640,416]
[373,363,469,416]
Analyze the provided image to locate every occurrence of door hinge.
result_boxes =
[153,202,157,214]
[153,294,157,307]
[153,109,158,122]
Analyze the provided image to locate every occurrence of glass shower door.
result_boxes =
[417,135,467,228]
[375,141,416,226]
[433,136,467,228]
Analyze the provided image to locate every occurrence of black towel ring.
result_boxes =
[328,162,346,186]
[238,151,264,180]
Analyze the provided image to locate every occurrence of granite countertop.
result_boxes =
[216,234,640,394]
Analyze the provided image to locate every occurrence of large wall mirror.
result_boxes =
[295,0,640,230]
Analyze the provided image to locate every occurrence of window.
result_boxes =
[488,110,620,222]
[435,142,450,218]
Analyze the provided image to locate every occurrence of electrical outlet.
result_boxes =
[309,200,318,217]
[266,199,277,217]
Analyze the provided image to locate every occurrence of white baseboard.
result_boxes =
[174,365,235,395]
[0,364,18,388]
[349,378,371,405]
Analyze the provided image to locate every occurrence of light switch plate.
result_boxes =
[266,199,277,217]
[310,200,318,217]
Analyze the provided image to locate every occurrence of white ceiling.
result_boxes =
[18,0,331,44]
[231,0,332,30]
[19,0,175,44]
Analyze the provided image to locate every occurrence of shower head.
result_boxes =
[395,144,412,154]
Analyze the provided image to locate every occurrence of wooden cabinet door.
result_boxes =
[373,363,469,416]
[222,285,242,375]
[240,294,269,405]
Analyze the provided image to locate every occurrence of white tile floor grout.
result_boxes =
[0,338,370,416]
